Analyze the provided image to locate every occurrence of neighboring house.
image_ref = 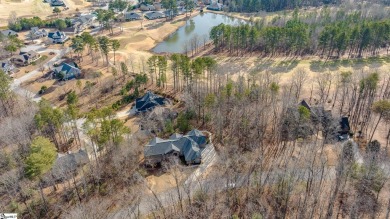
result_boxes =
[27,27,47,40]
[140,3,156,11]
[144,129,208,165]
[145,11,165,20]
[50,0,65,6]
[124,12,143,21]
[164,9,178,18]
[207,2,223,10]
[48,31,68,43]
[135,91,167,112]
[0,29,18,37]
[43,149,89,185]
[282,100,335,141]
[54,62,81,80]
[72,14,96,33]
[153,2,162,10]
[0,60,17,74]
[10,51,40,66]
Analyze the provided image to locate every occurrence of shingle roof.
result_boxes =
[186,129,207,146]
[51,149,89,178]
[144,130,206,163]
[0,29,18,36]
[135,91,166,112]
[55,63,80,75]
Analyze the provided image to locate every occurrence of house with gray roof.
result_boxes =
[10,51,40,66]
[0,60,17,75]
[48,31,68,44]
[124,12,143,21]
[145,11,165,20]
[135,91,167,112]
[72,14,96,33]
[140,3,156,11]
[54,62,81,80]
[0,29,18,37]
[27,27,47,40]
[43,149,89,185]
[144,129,208,166]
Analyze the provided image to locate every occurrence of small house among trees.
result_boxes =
[144,129,208,166]
[144,11,165,20]
[282,100,336,141]
[0,29,18,37]
[54,62,81,80]
[124,12,143,21]
[135,91,167,112]
[43,149,89,185]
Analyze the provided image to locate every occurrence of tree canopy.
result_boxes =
[25,136,57,179]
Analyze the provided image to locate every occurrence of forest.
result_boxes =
[224,0,388,12]
[210,9,390,58]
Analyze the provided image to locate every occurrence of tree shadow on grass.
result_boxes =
[310,56,389,73]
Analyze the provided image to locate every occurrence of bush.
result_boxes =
[39,85,48,94]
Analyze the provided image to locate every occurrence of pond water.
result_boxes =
[153,12,247,54]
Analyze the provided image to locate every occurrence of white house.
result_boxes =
[27,27,48,40]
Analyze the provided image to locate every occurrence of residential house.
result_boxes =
[140,3,156,11]
[0,29,18,37]
[153,2,162,10]
[48,31,68,43]
[144,129,208,166]
[0,60,17,74]
[43,149,89,185]
[207,2,223,10]
[282,100,335,141]
[135,91,167,112]
[124,12,143,21]
[72,14,96,33]
[10,51,40,66]
[27,27,47,40]
[54,62,81,80]
[50,0,65,6]
[145,11,165,20]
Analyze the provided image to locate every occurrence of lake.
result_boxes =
[153,12,246,54]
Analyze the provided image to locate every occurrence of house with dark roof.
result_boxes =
[48,31,68,44]
[43,149,89,185]
[144,129,208,166]
[140,3,156,11]
[50,0,65,6]
[0,60,17,74]
[135,91,167,112]
[54,62,81,80]
[124,12,143,21]
[27,27,47,40]
[0,29,18,37]
[145,11,165,20]
[10,51,40,66]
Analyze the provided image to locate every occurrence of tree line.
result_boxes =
[210,12,390,58]
[225,0,340,12]
[8,16,72,32]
